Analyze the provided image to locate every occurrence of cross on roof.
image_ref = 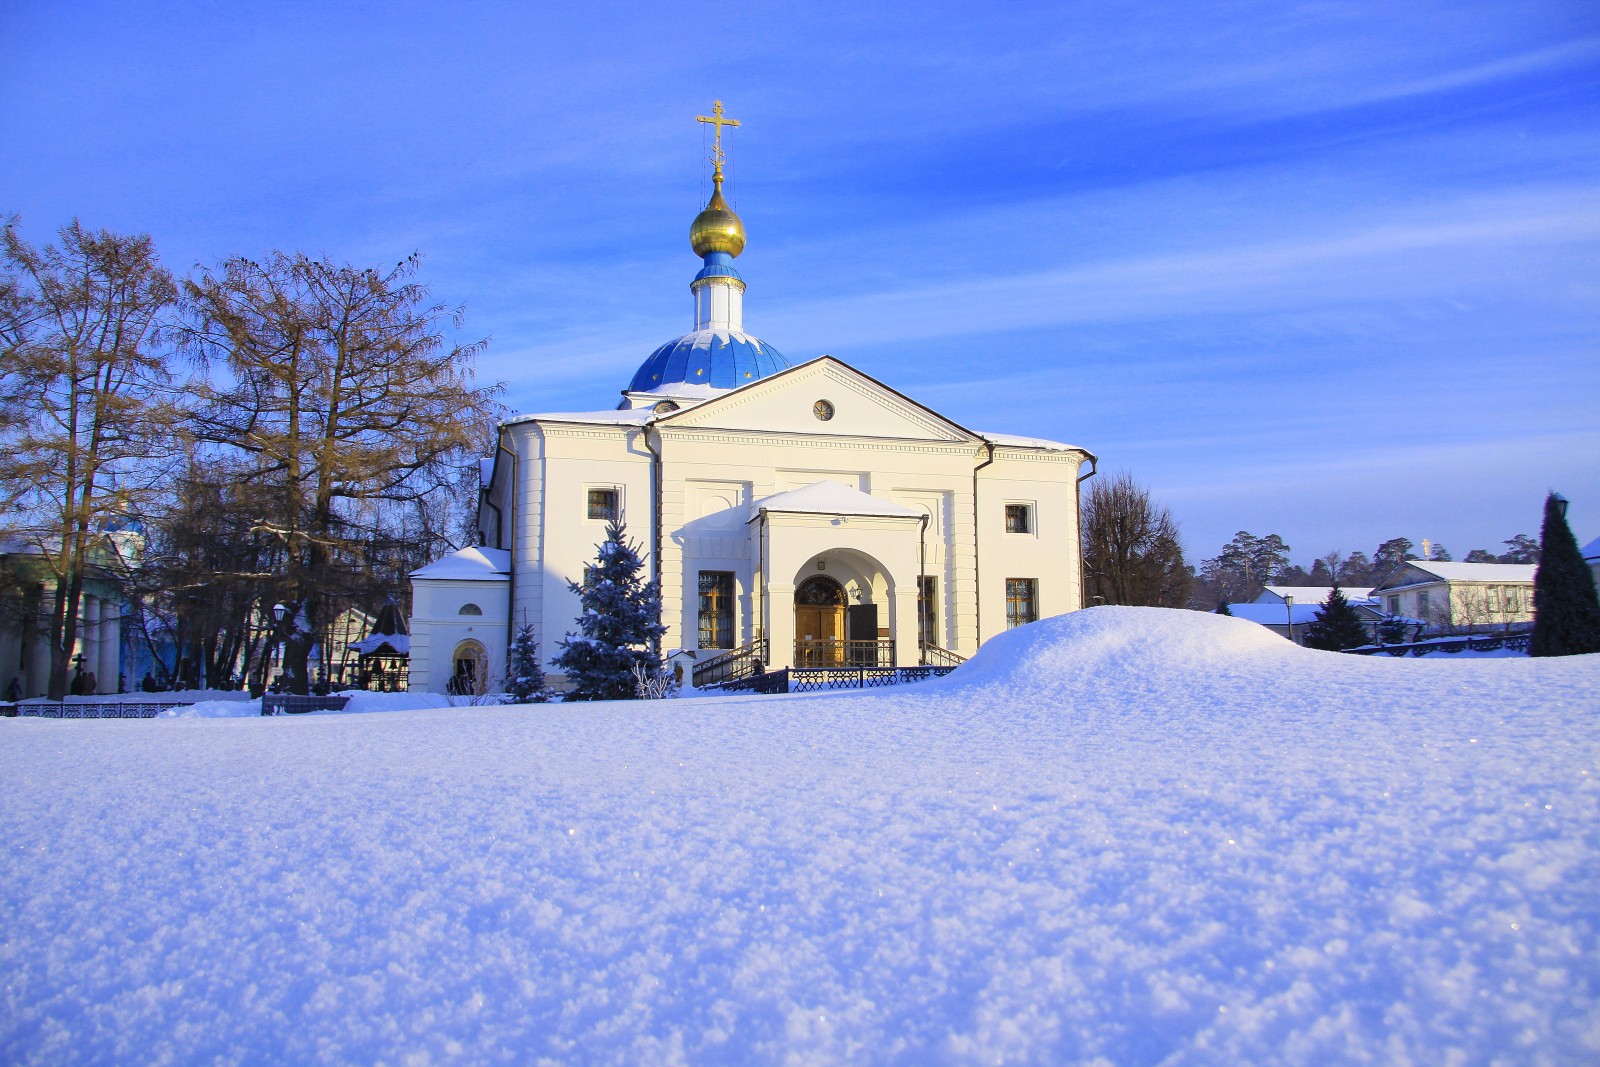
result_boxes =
[696,101,740,176]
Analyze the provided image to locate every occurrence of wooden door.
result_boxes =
[795,604,843,665]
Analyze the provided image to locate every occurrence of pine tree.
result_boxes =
[1377,615,1409,645]
[1301,586,1370,652]
[1215,601,1233,616]
[505,620,550,703]
[1529,493,1600,657]
[552,519,667,700]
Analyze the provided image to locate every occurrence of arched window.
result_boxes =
[458,603,483,616]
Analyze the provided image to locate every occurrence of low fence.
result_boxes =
[1352,631,1532,657]
[712,665,958,695]
[1,702,190,719]
[261,694,351,715]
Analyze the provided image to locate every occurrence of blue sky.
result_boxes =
[3,1,1597,564]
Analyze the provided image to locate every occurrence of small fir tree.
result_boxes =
[1377,615,1409,645]
[505,620,550,703]
[1215,602,1233,615]
[552,519,667,700]
[1301,586,1370,652]
[1530,493,1600,657]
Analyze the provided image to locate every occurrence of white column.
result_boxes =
[99,603,120,693]
[82,596,100,690]
[893,584,920,667]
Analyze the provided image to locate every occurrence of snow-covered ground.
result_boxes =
[3,608,1596,1064]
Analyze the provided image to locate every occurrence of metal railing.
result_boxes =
[261,694,351,715]
[793,639,895,668]
[2,702,190,719]
[714,665,958,694]
[1352,630,1532,657]
[693,639,769,688]
[919,642,967,667]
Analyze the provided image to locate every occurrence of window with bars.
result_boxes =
[586,488,618,521]
[1004,504,1032,534]
[698,571,735,649]
[1005,578,1038,629]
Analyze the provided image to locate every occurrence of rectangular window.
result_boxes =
[698,571,735,650]
[587,488,618,521]
[918,576,938,648]
[1004,504,1032,534]
[1005,578,1038,629]
[1417,590,1431,617]
[1387,596,1400,615]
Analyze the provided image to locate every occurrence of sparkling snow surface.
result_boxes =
[3,608,1598,1065]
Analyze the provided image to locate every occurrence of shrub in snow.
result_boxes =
[552,519,667,700]
[631,663,679,700]
[505,621,551,703]
[1531,492,1600,656]
[1378,614,1410,645]
[1301,585,1370,652]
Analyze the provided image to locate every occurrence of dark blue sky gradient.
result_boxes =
[3,1,1597,562]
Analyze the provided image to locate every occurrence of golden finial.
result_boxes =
[696,100,741,183]
[690,101,746,257]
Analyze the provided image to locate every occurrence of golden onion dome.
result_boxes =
[689,180,746,258]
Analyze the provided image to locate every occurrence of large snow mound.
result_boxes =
[3,607,1597,1064]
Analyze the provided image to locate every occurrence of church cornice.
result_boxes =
[654,426,982,456]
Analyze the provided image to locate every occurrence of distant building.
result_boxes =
[1228,586,1389,645]
[1584,535,1600,591]
[1370,561,1536,635]
[0,534,128,697]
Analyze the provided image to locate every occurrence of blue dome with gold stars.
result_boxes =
[628,328,788,392]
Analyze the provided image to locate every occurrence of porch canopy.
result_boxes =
[749,482,926,669]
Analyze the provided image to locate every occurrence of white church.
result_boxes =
[408,106,1096,694]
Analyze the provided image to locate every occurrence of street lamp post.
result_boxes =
[1285,594,1296,645]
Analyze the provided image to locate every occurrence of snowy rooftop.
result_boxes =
[409,545,511,581]
[3,608,1596,1063]
[1224,601,1329,626]
[1379,561,1538,587]
[977,430,1085,453]
[1257,585,1376,605]
[1583,535,1600,561]
[752,480,923,519]
[503,407,655,428]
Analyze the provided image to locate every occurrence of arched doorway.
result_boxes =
[449,639,488,696]
[794,575,845,666]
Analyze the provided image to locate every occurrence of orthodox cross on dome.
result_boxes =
[696,100,741,180]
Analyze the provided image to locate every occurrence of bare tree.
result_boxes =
[1081,472,1191,607]
[0,220,178,698]
[181,252,502,693]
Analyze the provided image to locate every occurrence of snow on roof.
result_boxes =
[977,430,1084,453]
[752,480,923,519]
[1257,586,1376,605]
[409,545,511,580]
[1583,535,1600,561]
[503,408,655,428]
[1225,602,1328,626]
[6,606,1592,1063]
[1386,561,1538,585]
[348,633,411,656]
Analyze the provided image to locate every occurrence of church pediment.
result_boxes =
[656,357,977,444]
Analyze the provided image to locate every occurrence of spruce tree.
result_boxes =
[505,620,550,703]
[552,519,667,699]
[1530,493,1600,657]
[1302,586,1370,651]
[1215,602,1233,616]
